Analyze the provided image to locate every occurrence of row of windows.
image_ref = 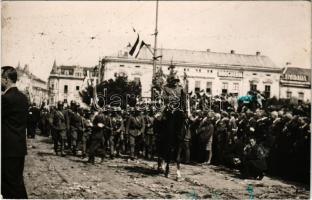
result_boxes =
[252,73,271,76]
[63,85,80,94]
[286,91,304,100]
[119,64,215,74]
[120,64,140,68]
[250,84,271,97]
[194,81,240,94]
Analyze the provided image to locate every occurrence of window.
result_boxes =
[64,70,69,75]
[222,82,228,94]
[233,83,239,91]
[198,69,201,72]
[64,85,68,94]
[184,68,186,72]
[266,74,271,76]
[206,82,212,94]
[264,85,271,98]
[298,92,304,100]
[76,86,80,91]
[135,65,140,68]
[51,84,54,90]
[195,81,201,93]
[120,65,125,67]
[134,77,140,83]
[250,84,257,91]
[286,91,292,99]
[252,73,257,75]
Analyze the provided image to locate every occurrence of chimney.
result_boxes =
[256,51,261,56]
[206,49,210,52]
[230,50,235,54]
[286,62,291,66]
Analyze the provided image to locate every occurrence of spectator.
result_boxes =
[1,66,29,198]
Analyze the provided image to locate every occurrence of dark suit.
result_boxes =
[1,87,29,199]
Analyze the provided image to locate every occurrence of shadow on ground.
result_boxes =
[37,151,56,156]
[123,165,160,176]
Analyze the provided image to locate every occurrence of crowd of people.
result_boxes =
[27,95,311,184]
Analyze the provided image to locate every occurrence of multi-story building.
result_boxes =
[48,61,99,106]
[100,47,282,98]
[16,64,48,106]
[280,67,311,103]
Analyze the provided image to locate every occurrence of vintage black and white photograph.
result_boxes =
[1,1,311,199]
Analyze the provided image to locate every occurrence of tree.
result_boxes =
[79,73,142,109]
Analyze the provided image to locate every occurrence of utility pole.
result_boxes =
[151,0,159,100]
[152,0,159,78]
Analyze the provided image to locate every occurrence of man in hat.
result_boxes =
[126,107,145,160]
[143,107,155,159]
[51,101,67,157]
[102,106,112,158]
[69,102,84,156]
[110,107,124,158]
[1,66,29,198]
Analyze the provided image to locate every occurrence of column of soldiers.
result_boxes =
[36,100,310,183]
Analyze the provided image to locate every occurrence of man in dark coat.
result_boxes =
[1,66,29,199]
[27,103,40,138]
[241,138,267,180]
[88,110,105,164]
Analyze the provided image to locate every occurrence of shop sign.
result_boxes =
[284,74,308,82]
[218,70,243,78]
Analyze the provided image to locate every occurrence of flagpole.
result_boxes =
[152,0,159,100]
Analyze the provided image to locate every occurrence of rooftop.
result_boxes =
[282,67,311,82]
[16,66,46,84]
[134,47,278,69]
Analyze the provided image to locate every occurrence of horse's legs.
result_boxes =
[176,143,182,180]
[165,162,170,177]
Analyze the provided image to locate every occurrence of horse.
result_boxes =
[158,108,186,181]
[237,94,257,111]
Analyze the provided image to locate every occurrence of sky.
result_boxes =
[1,1,311,80]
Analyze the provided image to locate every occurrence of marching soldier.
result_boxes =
[103,106,112,157]
[51,101,67,156]
[110,107,124,158]
[69,102,83,155]
[143,108,155,159]
[80,108,92,158]
[126,107,145,160]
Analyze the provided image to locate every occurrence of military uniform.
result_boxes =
[81,111,92,157]
[144,113,155,159]
[110,109,124,158]
[51,103,67,156]
[126,109,145,159]
[69,109,83,155]
[88,111,105,164]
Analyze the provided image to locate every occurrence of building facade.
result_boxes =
[280,67,311,103]
[100,47,282,99]
[16,64,48,106]
[48,61,99,106]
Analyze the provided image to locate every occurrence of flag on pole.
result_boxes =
[128,28,148,58]
[135,41,147,58]
[129,34,140,56]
